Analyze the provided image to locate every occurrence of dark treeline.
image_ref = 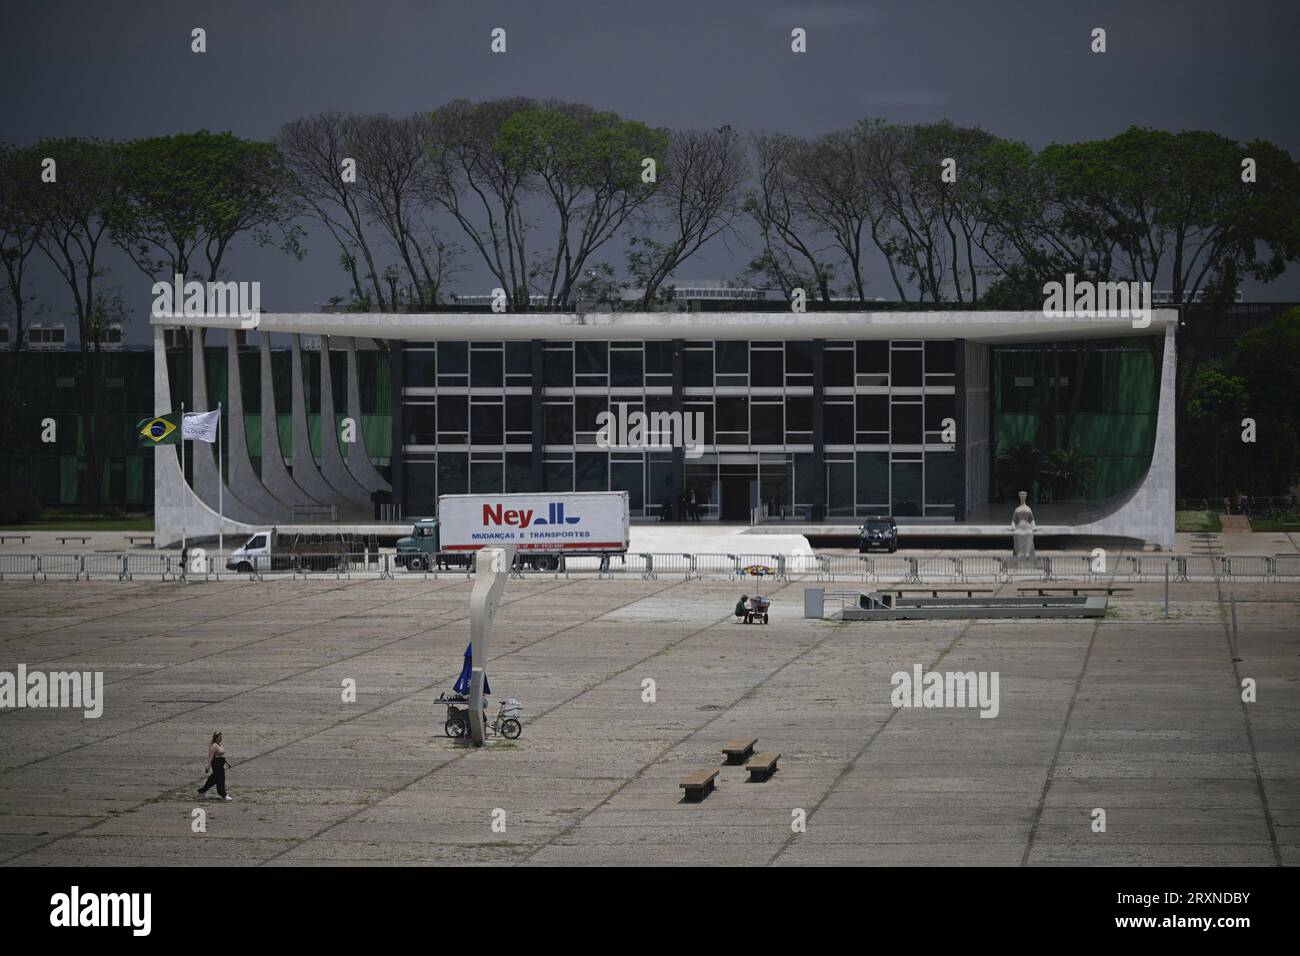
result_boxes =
[2,100,1299,506]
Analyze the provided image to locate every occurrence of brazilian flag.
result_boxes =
[137,413,180,446]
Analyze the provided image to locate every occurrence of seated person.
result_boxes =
[734,594,750,623]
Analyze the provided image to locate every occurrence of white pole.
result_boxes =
[218,400,224,556]
[180,400,187,559]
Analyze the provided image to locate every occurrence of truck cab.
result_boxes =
[395,518,440,571]
[227,530,272,572]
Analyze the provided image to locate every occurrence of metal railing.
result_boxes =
[3,550,1298,584]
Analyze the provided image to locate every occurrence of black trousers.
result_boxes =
[199,758,227,797]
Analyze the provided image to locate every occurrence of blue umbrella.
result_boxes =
[453,643,490,696]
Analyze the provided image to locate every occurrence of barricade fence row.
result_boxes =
[1,551,1297,584]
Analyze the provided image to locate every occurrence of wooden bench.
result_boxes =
[722,737,757,764]
[679,769,719,802]
[746,752,781,782]
[1018,586,1133,597]
[56,536,89,545]
[125,535,154,546]
[0,534,30,544]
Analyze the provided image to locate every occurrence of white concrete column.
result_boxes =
[190,327,268,525]
[257,334,317,512]
[224,330,294,520]
[317,334,375,505]
[152,326,256,547]
[343,336,391,494]
[288,333,356,512]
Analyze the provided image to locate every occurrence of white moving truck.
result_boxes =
[397,491,630,572]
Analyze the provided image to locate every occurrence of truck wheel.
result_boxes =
[535,555,558,572]
[408,555,426,572]
[237,561,252,573]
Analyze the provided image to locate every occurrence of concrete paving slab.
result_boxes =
[0,576,1295,866]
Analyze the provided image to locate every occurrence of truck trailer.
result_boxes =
[395,491,630,572]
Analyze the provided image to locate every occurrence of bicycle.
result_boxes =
[442,696,523,740]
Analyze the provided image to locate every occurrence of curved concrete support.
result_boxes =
[468,546,514,745]
[1075,325,1176,549]
[318,334,376,505]
[258,334,318,512]
[190,328,269,525]
[153,327,257,547]
[289,333,356,511]
[343,336,391,494]
[224,330,294,521]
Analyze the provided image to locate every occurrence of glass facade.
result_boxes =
[399,338,961,520]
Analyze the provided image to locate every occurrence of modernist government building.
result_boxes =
[142,294,1178,550]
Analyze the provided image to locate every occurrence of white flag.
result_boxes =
[183,410,220,443]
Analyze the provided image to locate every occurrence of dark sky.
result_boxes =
[3,0,1298,341]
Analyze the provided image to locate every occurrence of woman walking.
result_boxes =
[198,731,233,801]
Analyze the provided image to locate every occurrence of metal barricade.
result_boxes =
[1223,555,1272,580]
[125,551,171,581]
[956,556,1003,582]
[38,553,83,580]
[915,557,958,582]
[0,553,39,581]
[872,556,912,582]
[82,552,127,581]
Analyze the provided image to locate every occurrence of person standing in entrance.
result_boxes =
[198,731,232,801]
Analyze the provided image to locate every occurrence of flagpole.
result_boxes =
[180,400,187,563]
[218,400,224,556]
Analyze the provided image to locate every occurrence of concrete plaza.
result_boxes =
[0,574,1296,866]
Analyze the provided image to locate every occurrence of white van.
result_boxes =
[226,531,272,572]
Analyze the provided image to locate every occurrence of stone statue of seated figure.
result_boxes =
[1012,490,1036,558]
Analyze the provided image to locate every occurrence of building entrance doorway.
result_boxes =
[719,463,758,521]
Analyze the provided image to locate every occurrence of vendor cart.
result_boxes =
[437,693,523,739]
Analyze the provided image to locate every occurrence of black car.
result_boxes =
[858,516,899,553]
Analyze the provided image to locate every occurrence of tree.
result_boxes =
[1187,365,1249,497]
[1228,307,1300,496]
[627,126,747,309]
[424,98,540,309]
[1041,444,1096,500]
[30,137,121,506]
[348,113,463,308]
[1031,129,1300,426]
[862,120,1001,303]
[995,440,1042,501]
[495,104,666,307]
[110,130,302,285]
[0,143,45,351]
[743,132,836,302]
[785,125,877,303]
[278,112,390,310]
